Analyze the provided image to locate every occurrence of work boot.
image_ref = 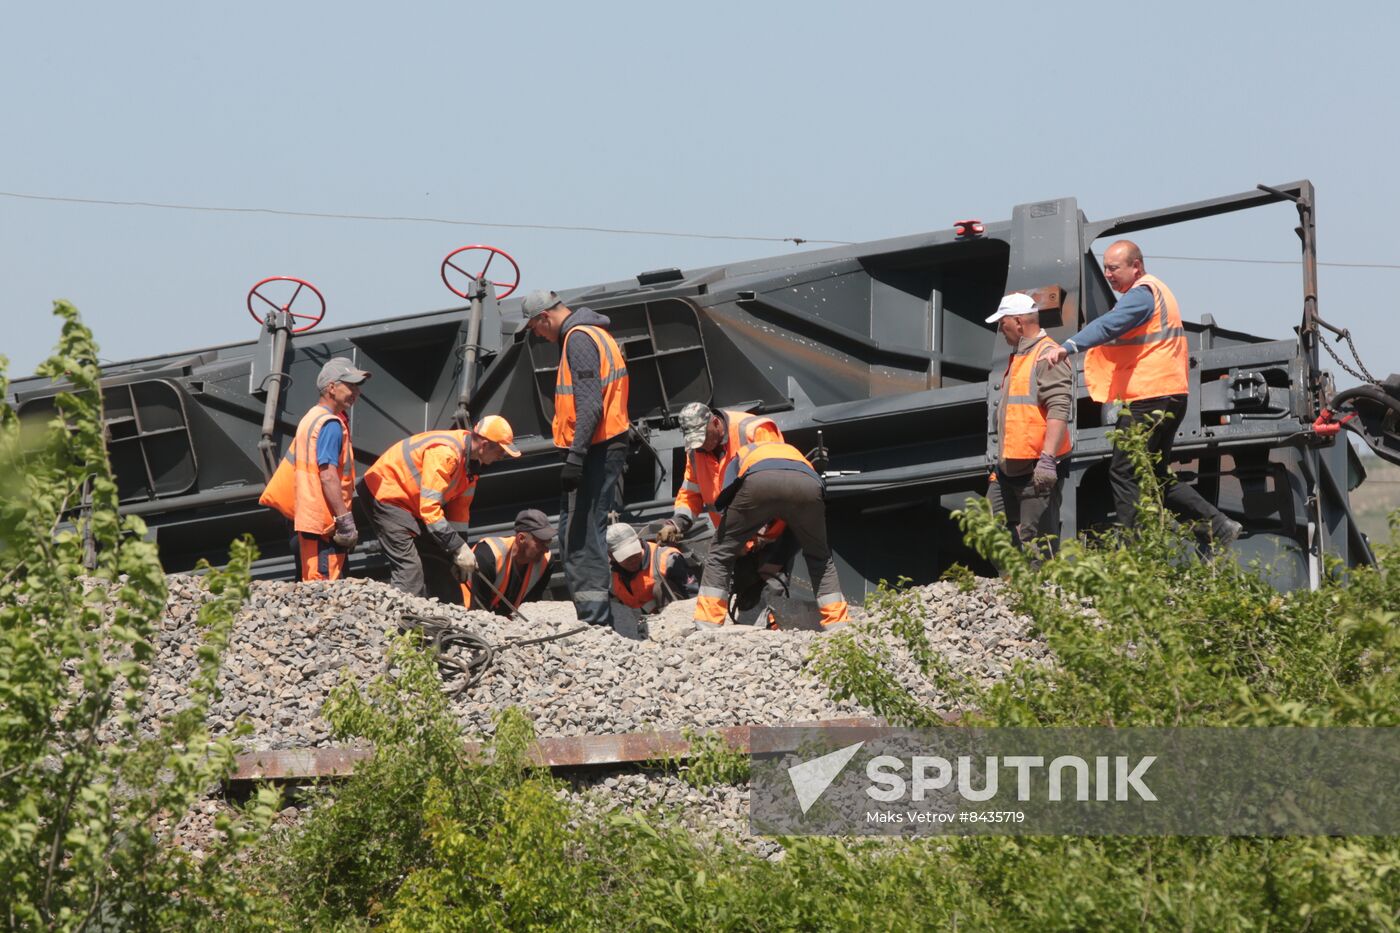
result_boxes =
[1215,518,1244,548]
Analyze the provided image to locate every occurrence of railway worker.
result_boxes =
[514,289,631,629]
[655,402,784,545]
[693,440,849,632]
[985,292,1072,563]
[658,402,796,624]
[259,357,371,581]
[463,508,556,617]
[1045,241,1242,544]
[606,523,697,614]
[358,415,522,603]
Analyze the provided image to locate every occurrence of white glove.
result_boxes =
[451,543,478,583]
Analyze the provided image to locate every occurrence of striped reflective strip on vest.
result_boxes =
[555,326,628,395]
[399,431,469,489]
[400,432,476,517]
[1105,325,1186,346]
[1104,280,1184,347]
[642,543,670,611]
[482,537,510,608]
[1001,336,1056,407]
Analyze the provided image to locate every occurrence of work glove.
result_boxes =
[560,460,583,493]
[331,513,359,550]
[656,521,682,546]
[1031,453,1058,496]
[451,543,478,583]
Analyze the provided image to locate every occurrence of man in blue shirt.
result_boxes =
[1045,241,1242,546]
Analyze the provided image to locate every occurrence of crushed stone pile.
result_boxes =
[140,575,1047,750]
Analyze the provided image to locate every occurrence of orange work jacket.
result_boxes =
[674,410,782,530]
[362,430,478,538]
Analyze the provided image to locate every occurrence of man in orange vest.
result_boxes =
[1045,241,1242,544]
[657,402,784,544]
[358,415,522,603]
[985,293,1073,561]
[693,441,849,632]
[606,522,697,614]
[258,356,371,581]
[515,289,631,629]
[464,508,556,617]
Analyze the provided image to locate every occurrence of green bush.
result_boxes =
[0,303,277,931]
[803,413,1400,930]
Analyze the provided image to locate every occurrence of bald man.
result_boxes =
[1045,240,1241,545]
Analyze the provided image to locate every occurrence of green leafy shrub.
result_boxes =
[0,303,276,931]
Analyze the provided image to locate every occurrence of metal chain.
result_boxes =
[1319,331,1380,386]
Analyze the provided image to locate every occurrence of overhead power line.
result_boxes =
[1134,254,1400,271]
[0,190,851,247]
[4,189,1399,269]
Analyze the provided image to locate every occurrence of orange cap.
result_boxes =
[474,414,521,457]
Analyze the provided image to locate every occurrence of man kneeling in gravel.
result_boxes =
[606,523,696,615]
[464,509,557,616]
[358,415,522,604]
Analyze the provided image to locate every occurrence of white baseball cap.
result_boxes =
[605,523,644,563]
[984,292,1038,324]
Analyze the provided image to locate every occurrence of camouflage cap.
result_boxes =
[678,402,714,451]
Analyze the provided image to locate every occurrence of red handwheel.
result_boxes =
[246,277,327,333]
[440,245,520,300]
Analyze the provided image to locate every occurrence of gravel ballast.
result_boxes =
[147,576,1045,749]
[142,573,1047,850]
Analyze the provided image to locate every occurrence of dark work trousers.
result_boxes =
[731,531,801,611]
[559,440,627,627]
[699,470,843,616]
[1111,395,1231,537]
[357,479,462,605]
[988,470,1062,566]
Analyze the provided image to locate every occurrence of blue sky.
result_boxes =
[3,2,1395,387]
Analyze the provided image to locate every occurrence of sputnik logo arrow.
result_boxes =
[787,741,865,814]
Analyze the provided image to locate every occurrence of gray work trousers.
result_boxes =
[988,470,1062,566]
[358,479,462,605]
[699,470,843,618]
[559,440,627,627]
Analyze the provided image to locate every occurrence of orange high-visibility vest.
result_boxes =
[553,324,631,448]
[999,332,1074,461]
[464,535,550,613]
[612,541,685,613]
[717,442,820,512]
[258,404,353,535]
[1083,274,1189,403]
[362,430,477,528]
[674,410,782,529]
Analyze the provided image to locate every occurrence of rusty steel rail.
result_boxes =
[227,716,925,784]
